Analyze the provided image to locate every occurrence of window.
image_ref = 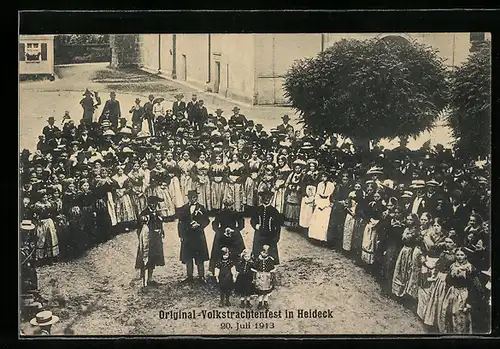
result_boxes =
[23,42,48,63]
[25,42,41,62]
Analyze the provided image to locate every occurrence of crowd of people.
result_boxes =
[20,89,491,334]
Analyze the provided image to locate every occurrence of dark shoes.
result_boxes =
[257,302,263,309]
[197,277,207,284]
[225,299,231,306]
[219,300,225,307]
[180,277,194,284]
[147,280,160,287]
[246,300,252,308]
[263,301,269,309]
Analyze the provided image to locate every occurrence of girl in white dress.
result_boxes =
[308,172,335,243]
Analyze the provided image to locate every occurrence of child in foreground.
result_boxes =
[251,245,277,309]
[215,247,237,307]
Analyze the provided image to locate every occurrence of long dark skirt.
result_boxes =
[234,272,254,296]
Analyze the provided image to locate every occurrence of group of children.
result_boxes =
[214,245,277,309]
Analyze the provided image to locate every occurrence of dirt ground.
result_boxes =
[19,63,433,335]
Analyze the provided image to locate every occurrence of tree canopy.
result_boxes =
[283,37,450,143]
[447,41,491,159]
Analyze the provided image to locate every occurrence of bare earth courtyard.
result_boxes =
[18,63,436,335]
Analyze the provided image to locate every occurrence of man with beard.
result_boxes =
[208,197,246,277]
[250,189,282,264]
[177,190,210,284]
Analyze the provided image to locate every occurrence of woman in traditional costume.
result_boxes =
[111,165,137,229]
[178,151,195,202]
[162,151,184,208]
[32,189,60,265]
[272,156,291,214]
[193,153,212,211]
[308,171,335,243]
[209,154,227,212]
[127,161,147,218]
[299,159,319,231]
[283,159,306,229]
[225,152,246,213]
[440,248,475,334]
[244,149,263,215]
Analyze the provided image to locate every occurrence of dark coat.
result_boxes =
[172,101,186,116]
[187,101,199,121]
[250,204,282,264]
[100,99,121,126]
[177,202,210,263]
[135,206,165,269]
[42,125,61,141]
[130,105,145,125]
[209,209,246,272]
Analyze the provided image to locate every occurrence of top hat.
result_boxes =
[110,91,117,96]
[258,189,273,198]
[30,311,60,327]
[282,114,290,121]
[187,190,198,198]
[147,195,164,205]
[47,116,55,122]
[232,106,240,112]
[20,220,35,231]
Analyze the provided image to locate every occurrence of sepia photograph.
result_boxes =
[19,31,491,336]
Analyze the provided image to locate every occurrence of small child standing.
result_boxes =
[215,247,237,307]
[251,245,277,309]
[234,249,255,308]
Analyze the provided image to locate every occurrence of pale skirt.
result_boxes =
[225,181,245,212]
[115,190,137,223]
[308,205,332,242]
[168,176,185,208]
[342,212,356,251]
[392,246,414,297]
[440,286,472,334]
[196,177,212,211]
[154,186,176,218]
[361,223,378,265]
[423,272,449,328]
[272,185,286,214]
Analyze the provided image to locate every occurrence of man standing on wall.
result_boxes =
[172,93,187,117]
[143,94,155,135]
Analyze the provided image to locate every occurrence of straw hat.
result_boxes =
[426,179,440,187]
[20,220,35,231]
[366,166,384,175]
[103,129,115,136]
[410,180,425,189]
[401,191,414,198]
[30,311,59,326]
[292,158,307,167]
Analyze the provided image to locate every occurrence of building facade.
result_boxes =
[19,35,55,80]
[130,33,479,106]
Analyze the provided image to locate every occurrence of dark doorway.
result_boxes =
[214,61,221,93]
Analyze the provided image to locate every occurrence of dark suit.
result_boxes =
[177,202,210,277]
[129,105,144,131]
[187,101,199,126]
[250,204,282,264]
[42,125,60,141]
[77,136,95,150]
[209,209,246,273]
[48,137,68,152]
[228,114,247,129]
[100,99,121,129]
[215,116,228,127]
[172,100,186,117]
[277,123,294,135]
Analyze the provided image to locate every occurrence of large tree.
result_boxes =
[447,40,491,160]
[283,37,450,149]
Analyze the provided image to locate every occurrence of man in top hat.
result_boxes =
[177,190,210,283]
[80,89,100,125]
[228,106,248,130]
[129,98,145,134]
[42,117,61,142]
[172,93,186,117]
[135,195,166,288]
[187,93,199,128]
[30,311,60,335]
[250,189,282,264]
[214,108,228,127]
[100,92,122,130]
[276,114,294,137]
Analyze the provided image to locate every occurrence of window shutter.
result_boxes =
[19,43,25,61]
[41,43,48,61]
